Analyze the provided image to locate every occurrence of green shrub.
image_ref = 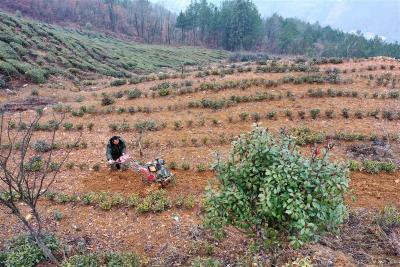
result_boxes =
[26,69,47,84]
[204,127,348,248]
[3,234,59,267]
[49,162,61,172]
[374,205,400,231]
[126,193,140,207]
[101,93,115,106]
[24,156,43,172]
[251,112,261,122]
[66,162,75,170]
[325,109,334,119]
[266,111,277,120]
[285,110,293,120]
[0,77,6,88]
[127,88,142,99]
[310,109,320,119]
[349,160,362,171]
[0,251,6,266]
[168,161,177,170]
[105,252,141,267]
[117,107,126,114]
[62,254,100,267]
[181,162,191,170]
[191,257,221,267]
[31,88,39,96]
[197,163,207,172]
[113,91,124,99]
[32,140,52,152]
[362,160,397,174]
[382,110,394,120]
[291,127,326,145]
[239,112,249,121]
[82,192,96,205]
[53,210,64,221]
[63,122,73,131]
[354,111,364,119]
[92,163,101,171]
[72,109,84,117]
[342,108,350,119]
[0,60,19,76]
[158,88,170,96]
[137,190,171,213]
[110,79,126,87]
[174,121,183,130]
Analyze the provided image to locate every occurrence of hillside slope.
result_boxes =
[0,11,228,88]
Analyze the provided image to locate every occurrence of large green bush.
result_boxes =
[1,234,59,267]
[26,69,47,84]
[204,127,349,248]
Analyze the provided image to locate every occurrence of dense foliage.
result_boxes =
[0,11,227,86]
[177,0,262,50]
[205,127,349,248]
[0,234,59,267]
[1,0,399,57]
[264,14,400,58]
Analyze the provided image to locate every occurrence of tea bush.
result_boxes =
[127,88,142,99]
[291,127,326,145]
[101,93,115,106]
[310,109,320,119]
[32,140,52,152]
[110,79,127,86]
[136,190,171,213]
[2,234,59,267]
[342,108,350,119]
[204,127,348,248]
[374,205,400,232]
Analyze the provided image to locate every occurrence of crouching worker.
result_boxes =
[106,136,127,170]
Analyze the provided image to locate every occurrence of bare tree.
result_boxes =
[0,109,81,264]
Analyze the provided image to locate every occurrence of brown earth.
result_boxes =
[1,57,400,265]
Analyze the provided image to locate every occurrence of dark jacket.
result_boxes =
[106,137,126,160]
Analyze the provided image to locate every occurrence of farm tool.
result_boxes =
[115,154,173,187]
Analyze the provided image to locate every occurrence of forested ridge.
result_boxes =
[0,0,399,57]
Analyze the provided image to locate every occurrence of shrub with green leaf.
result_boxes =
[101,93,115,106]
[204,127,349,248]
[62,254,100,267]
[127,88,142,99]
[110,79,127,87]
[26,69,47,84]
[362,160,397,174]
[310,109,320,119]
[374,205,400,232]
[191,257,221,267]
[136,190,171,213]
[2,234,59,267]
[32,140,52,152]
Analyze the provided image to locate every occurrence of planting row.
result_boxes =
[42,190,196,213]
[0,139,88,152]
[349,160,397,174]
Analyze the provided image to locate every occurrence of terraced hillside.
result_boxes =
[0,11,227,87]
[1,55,400,265]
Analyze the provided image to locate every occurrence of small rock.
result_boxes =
[5,89,16,95]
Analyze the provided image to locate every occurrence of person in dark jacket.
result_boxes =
[106,136,126,170]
